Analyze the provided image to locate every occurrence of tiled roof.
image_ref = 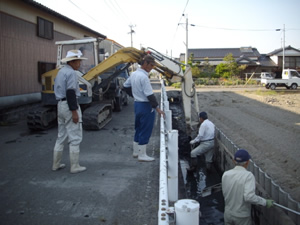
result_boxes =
[259,54,277,67]
[268,45,300,56]
[188,47,261,59]
[188,47,276,68]
[23,0,106,39]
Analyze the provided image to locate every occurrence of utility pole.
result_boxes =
[179,14,195,65]
[276,24,285,70]
[128,24,136,47]
[185,15,188,65]
[283,24,285,70]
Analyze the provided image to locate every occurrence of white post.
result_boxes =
[165,110,172,132]
[167,130,178,202]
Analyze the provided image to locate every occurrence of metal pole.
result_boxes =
[185,16,188,65]
[283,24,285,70]
[274,202,300,216]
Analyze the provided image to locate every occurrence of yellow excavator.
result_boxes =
[27,38,199,134]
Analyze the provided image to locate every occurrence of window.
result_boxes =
[37,17,53,40]
[38,61,56,83]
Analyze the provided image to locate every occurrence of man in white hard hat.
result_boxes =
[52,50,87,174]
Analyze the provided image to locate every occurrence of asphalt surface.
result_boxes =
[0,95,161,225]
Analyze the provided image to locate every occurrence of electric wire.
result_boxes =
[68,0,111,31]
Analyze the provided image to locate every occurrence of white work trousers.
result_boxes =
[190,140,214,163]
[54,101,82,148]
[224,212,251,225]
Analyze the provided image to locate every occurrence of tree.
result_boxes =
[215,53,246,78]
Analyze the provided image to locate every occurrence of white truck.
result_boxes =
[261,69,300,90]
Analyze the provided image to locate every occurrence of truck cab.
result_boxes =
[260,72,274,79]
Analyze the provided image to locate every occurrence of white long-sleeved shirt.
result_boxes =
[222,166,266,218]
[54,65,80,100]
[192,119,215,143]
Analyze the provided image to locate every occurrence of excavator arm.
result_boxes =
[83,46,199,134]
[82,47,185,83]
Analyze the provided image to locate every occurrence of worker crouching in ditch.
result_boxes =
[187,111,215,173]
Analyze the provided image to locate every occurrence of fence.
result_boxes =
[158,80,199,225]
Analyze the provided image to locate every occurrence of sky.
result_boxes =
[34,0,300,58]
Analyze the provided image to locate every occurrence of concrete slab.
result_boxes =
[0,96,161,225]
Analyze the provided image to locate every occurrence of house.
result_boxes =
[187,47,277,77]
[268,45,300,77]
[0,0,106,111]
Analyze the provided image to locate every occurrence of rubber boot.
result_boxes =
[52,143,66,171]
[186,157,197,173]
[133,141,139,158]
[138,145,154,162]
[69,145,86,174]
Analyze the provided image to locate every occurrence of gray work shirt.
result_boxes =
[54,65,80,100]
[123,67,153,102]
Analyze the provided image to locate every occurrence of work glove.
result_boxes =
[190,140,196,145]
[266,199,274,208]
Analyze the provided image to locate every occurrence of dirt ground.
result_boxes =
[195,86,300,203]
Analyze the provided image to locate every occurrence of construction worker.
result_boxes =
[52,49,87,174]
[123,55,164,162]
[222,149,274,225]
[187,111,215,173]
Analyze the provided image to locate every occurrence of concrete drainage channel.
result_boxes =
[164,95,299,224]
[177,127,300,225]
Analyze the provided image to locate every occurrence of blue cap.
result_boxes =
[234,149,251,162]
[199,111,207,119]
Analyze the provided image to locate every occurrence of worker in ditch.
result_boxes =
[52,49,87,174]
[123,55,164,162]
[187,111,215,173]
[222,149,274,225]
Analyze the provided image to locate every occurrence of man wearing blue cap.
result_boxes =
[187,111,215,173]
[222,149,274,225]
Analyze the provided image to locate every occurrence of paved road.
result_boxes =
[0,95,161,225]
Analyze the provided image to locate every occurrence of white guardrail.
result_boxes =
[158,80,199,225]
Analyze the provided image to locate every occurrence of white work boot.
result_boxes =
[133,141,139,158]
[52,143,66,171]
[69,145,86,174]
[138,145,154,162]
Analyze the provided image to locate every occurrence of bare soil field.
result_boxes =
[196,86,300,203]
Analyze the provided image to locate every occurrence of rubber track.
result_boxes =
[27,106,57,130]
[82,103,112,130]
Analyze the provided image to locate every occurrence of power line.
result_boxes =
[171,0,189,55]
[111,0,131,23]
[68,0,111,31]
[190,24,300,32]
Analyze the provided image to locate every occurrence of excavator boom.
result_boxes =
[83,47,184,82]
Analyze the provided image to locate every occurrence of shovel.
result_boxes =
[199,183,222,197]
[273,202,300,216]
